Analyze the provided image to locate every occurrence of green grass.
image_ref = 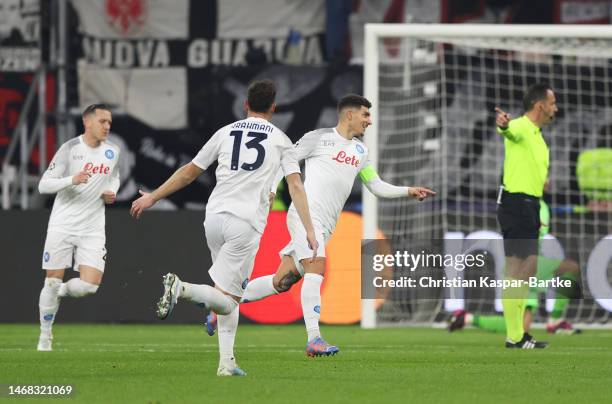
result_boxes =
[1,324,611,403]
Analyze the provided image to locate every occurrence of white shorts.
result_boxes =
[204,212,262,298]
[279,211,328,276]
[42,231,106,272]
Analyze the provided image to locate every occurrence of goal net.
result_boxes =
[362,24,612,328]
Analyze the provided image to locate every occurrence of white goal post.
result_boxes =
[362,24,612,328]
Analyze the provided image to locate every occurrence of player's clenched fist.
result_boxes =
[495,106,510,129]
[72,170,91,185]
[102,190,116,204]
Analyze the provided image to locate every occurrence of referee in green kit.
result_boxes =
[495,83,558,349]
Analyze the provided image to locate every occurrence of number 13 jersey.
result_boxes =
[192,117,299,233]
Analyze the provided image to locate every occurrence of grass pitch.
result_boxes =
[1,324,610,403]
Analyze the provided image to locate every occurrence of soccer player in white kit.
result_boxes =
[37,104,120,351]
[216,94,435,356]
[130,80,318,376]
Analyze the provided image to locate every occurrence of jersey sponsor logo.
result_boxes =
[331,150,360,167]
[242,278,249,289]
[355,143,364,154]
[84,162,111,175]
[73,154,84,160]
[314,305,321,314]
[43,252,50,262]
[105,149,115,160]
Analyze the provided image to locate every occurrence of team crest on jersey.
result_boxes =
[242,278,249,290]
[355,143,365,154]
[43,252,50,262]
[105,149,115,160]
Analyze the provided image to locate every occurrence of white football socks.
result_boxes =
[180,282,237,315]
[301,273,323,342]
[218,305,239,364]
[58,278,99,298]
[240,275,278,303]
[39,278,62,335]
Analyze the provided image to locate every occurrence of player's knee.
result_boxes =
[44,277,62,288]
[218,296,238,315]
[302,257,326,276]
[558,259,580,277]
[274,271,301,293]
[567,259,580,275]
[80,280,99,296]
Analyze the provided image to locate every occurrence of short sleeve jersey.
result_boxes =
[192,117,299,233]
[43,136,121,235]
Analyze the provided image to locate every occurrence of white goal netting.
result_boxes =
[364,25,612,327]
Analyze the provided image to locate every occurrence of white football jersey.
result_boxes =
[40,135,121,235]
[192,117,299,233]
[286,127,369,233]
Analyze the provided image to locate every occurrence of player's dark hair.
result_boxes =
[247,80,276,113]
[82,103,111,118]
[337,94,372,113]
[523,84,553,112]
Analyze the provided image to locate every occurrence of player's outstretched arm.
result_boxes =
[359,165,435,201]
[285,173,319,262]
[407,187,436,201]
[130,162,203,219]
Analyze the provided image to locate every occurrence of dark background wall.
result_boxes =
[1,210,215,323]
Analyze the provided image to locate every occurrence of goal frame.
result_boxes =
[361,23,612,328]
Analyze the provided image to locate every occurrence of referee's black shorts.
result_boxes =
[497,191,540,259]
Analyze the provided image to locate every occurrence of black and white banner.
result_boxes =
[71,0,326,130]
[0,0,40,72]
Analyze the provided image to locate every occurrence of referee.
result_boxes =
[495,83,558,349]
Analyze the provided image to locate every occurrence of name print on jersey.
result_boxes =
[84,162,111,175]
[332,150,360,167]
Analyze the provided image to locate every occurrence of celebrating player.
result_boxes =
[37,104,120,351]
[130,80,318,376]
[206,94,435,357]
